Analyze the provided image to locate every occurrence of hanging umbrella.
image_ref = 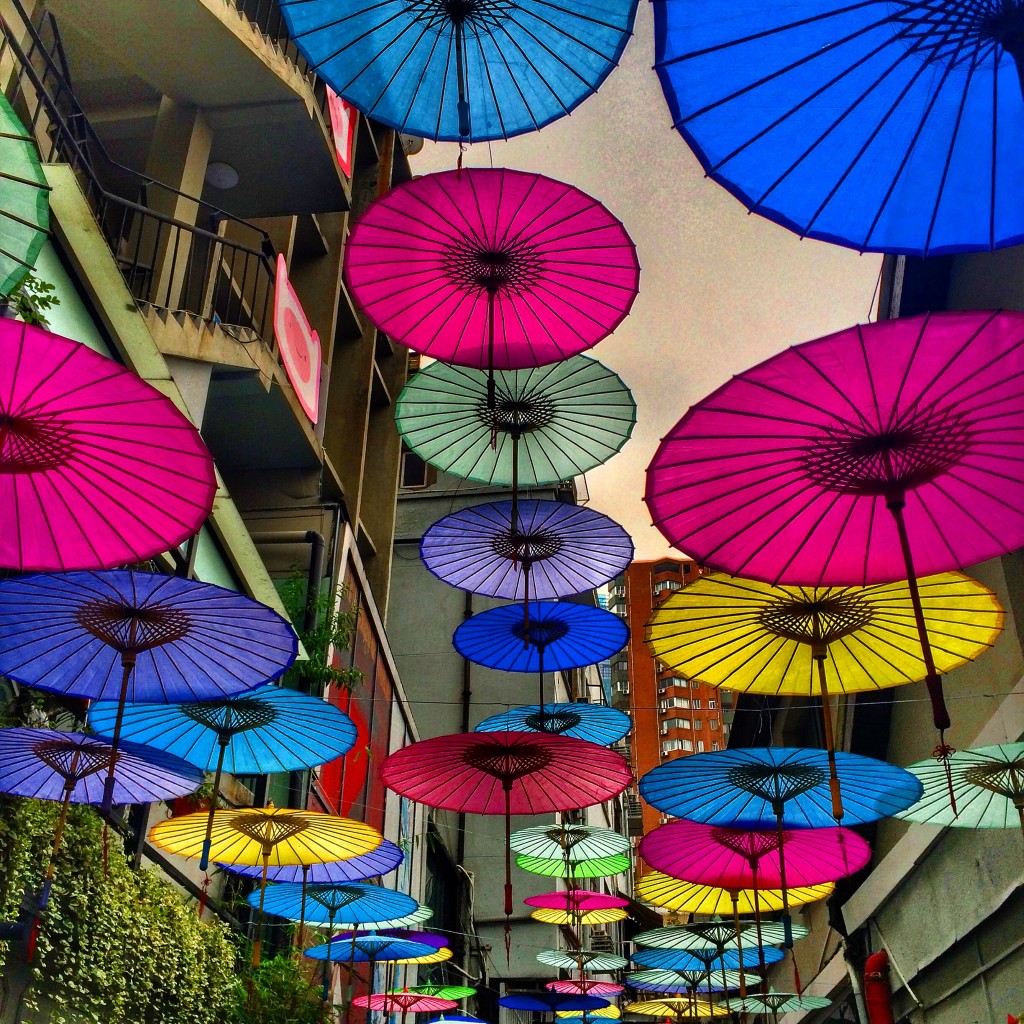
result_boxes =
[500,994,610,1015]
[735,991,833,1018]
[517,853,632,880]
[538,950,629,972]
[397,946,453,965]
[646,571,1001,817]
[636,873,834,917]
[626,970,755,996]
[90,683,357,869]
[632,946,784,973]
[249,881,419,926]
[455,601,629,710]
[0,319,216,572]
[222,838,404,885]
[548,982,624,997]
[404,986,477,1001]
[343,168,639,404]
[279,0,636,142]
[531,907,627,926]
[425,1017,489,1024]
[625,998,728,1020]
[525,891,629,913]
[381,731,630,954]
[355,992,458,1013]
[894,742,1024,838]
[511,823,631,861]
[556,1010,620,1020]
[645,310,1024,743]
[0,728,203,911]
[421,500,633,608]
[477,703,631,747]
[0,94,48,298]
[150,807,383,966]
[651,0,1024,255]
[0,570,297,814]
[639,748,917,946]
[396,356,636,489]
[305,933,437,1005]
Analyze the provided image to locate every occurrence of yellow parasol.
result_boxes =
[646,571,1002,817]
[557,1008,620,1019]
[149,806,382,966]
[395,946,453,965]
[531,906,627,926]
[625,998,729,1020]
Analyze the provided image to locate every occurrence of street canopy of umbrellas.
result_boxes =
[3,0,1024,1020]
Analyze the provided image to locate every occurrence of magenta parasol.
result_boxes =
[343,168,639,404]
[0,319,215,571]
[547,981,625,997]
[525,890,629,913]
[380,731,631,953]
[645,310,1024,738]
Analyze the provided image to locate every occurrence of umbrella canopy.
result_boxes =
[636,874,835,916]
[625,998,728,1020]
[516,853,631,880]
[421,500,633,603]
[511,824,631,862]
[525,890,629,913]
[626,971,754,996]
[396,946,454,965]
[894,742,1024,835]
[396,356,636,487]
[355,993,458,1013]
[249,882,419,927]
[633,923,801,953]
[632,947,784,973]
[538,950,629,972]
[548,982,624,997]
[377,930,447,949]
[279,0,636,142]
[0,728,203,806]
[477,703,631,746]
[454,602,628,674]
[640,820,872,890]
[501,994,610,1014]
[381,731,630,930]
[222,838,404,885]
[426,1017,489,1024]
[639,748,922,829]
[0,320,215,572]
[735,992,833,1015]
[343,169,639,377]
[0,94,48,298]
[556,1009,620,1020]
[645,311,1024,734]
[651,0,1024,255]
[305,935,436,962]
[531,907,627,926]
[405,986,477,1001]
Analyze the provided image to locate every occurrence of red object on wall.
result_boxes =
[273,254,322,423]
[326,86,356,177]
[864,950,896,1024]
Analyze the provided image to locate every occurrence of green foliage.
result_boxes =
[0,797,238,1023]
[228,953,324,1024]
[3,271,60,327]
[279,570,362,694]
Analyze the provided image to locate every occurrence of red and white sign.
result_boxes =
[325,86,355,178]
[274,253,321,424]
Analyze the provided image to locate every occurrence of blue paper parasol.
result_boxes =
[252,881,419,928]
[501,994,610,1015]
[304,931,437,1003]
[279,0,637,142]
[631,945,784,973]
[652,0,1024,254]
[626,970,756,995]
[476,703,630,746]
[90,683,357,869]
[223,839,404,885]
[421,500,633,604]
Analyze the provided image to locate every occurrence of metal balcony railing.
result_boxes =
[1,0,278,340]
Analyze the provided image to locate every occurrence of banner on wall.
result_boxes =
[273,253,322,424]
[326,86,356,177]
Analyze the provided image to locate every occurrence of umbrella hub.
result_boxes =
[726,763,826,805]
[230,809,310,848]
[524,708,582,734]
[33,737,115,783]
[74,597,191,654]
[964,758,1024,800]
[411,0,516,28]
[493,526,563,563]
[759,591,874,644]
[180,697,276,737]
[711,825,784,861]
[544,826,592,850]
[307,883,365,912]
[679,922,736,947]
[802,409,970,496]
[890,1,1024,68]
[479,394,556,434]
[511,618,570,648]
[462,738,554,781]
[0,414,74,473]
[445,239,544,296]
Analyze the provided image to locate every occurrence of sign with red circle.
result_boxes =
[273,253,322,423]
[326,86,356,178]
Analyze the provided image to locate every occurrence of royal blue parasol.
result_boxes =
[631,946,784,973]
[223,839,404,885]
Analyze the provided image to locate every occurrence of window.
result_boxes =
[696,740,706,752]
[712,741,721,752]
[683,563,692,574]
[653,579,682,595]
[663,738,694,754]
[710,718,719,730]
[708,699,717,710]
[653,560,679,575]
[692,699,701,709]
[400,448,430,488]
[660,696,691,711]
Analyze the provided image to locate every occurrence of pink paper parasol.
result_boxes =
[344,168,639,403]
[645,310,1024,738]
[353,992,458,1013]
[525,890,629,913]
[547,981,625,997]
[380,731,631,955]
[0,319,215,570]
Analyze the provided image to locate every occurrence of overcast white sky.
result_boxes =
[412,1,882,560]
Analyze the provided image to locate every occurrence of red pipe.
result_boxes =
[864,950,895,1024]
